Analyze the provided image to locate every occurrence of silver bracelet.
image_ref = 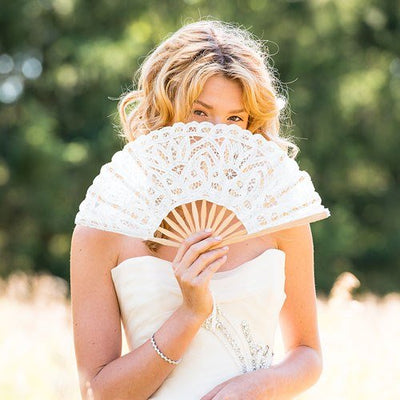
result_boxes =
[150,333,182,365]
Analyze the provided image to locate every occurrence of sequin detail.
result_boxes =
[202,300,273,373]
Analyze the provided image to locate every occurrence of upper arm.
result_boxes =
[274,224,321,355]
[69,226,124,394]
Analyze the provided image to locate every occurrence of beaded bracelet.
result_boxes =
[150,333,182,365]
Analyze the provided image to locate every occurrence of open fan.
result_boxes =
[75,121,330,248]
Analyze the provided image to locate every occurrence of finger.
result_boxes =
[177,235,223,274]
[173,230,213,267]
[183,246,229,280]
[193,254,228,285]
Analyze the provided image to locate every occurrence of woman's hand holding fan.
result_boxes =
[172,230,229,320]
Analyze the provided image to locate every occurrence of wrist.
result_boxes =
[177,304,207,326]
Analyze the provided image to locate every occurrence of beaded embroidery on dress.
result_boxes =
[74,121,330,247]
[202,296,274,373]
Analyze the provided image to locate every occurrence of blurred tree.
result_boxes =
[0,0,399,295]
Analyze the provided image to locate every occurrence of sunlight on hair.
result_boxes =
[276,96,287,111]
[117,20,298,159]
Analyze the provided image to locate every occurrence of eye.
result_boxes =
[229,116,243,122]
[193,109,207,116]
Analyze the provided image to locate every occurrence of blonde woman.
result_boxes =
[71,20,323,399]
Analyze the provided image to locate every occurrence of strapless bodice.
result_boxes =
[111,248,286,399]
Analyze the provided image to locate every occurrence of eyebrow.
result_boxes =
[194,100,246,114]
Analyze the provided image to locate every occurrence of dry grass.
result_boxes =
[0,271,398,399]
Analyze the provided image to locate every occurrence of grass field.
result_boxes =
[0,272,399,400]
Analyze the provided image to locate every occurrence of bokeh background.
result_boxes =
[0,0,399,399]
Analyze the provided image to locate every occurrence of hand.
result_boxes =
[172,230,229,320]
[200,370,275,400]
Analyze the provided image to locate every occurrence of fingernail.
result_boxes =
[214,235,222,240]
[204,228,212,232]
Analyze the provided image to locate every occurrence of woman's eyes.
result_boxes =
[192,110,243,122]
[229,115,244,122]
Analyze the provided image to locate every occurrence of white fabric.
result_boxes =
[111,248,286,399]
[75,121,330,241]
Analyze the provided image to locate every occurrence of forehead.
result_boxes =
[196,75,244,107]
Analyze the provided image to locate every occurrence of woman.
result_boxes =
[71,20,323,399]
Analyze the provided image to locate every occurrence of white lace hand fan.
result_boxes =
[75,121,330,248]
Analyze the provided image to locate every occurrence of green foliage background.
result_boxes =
[0,0,399,295]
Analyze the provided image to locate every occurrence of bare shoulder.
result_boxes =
[71,225,149,270]
[70,226,118,272]
[257,224,313,253]
[71,225,121,246]
[271,223,313,254]
[271,223,314,286]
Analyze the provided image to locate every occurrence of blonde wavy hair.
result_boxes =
[117,19,300,254]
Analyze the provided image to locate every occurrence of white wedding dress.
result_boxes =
[111,247,286,399]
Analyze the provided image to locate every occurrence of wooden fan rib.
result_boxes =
[171,208,192,236]
[208,229,248,249]
[200,200,207,229]
[206,202,217,229]
[191,201,200,232]
[210,206,226,233]
[182,203,196,233]
[213,211,236,237]
[150,237,181,247]
[217,220,244,238]
[156,226,185,242]
[163,216,187,239]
